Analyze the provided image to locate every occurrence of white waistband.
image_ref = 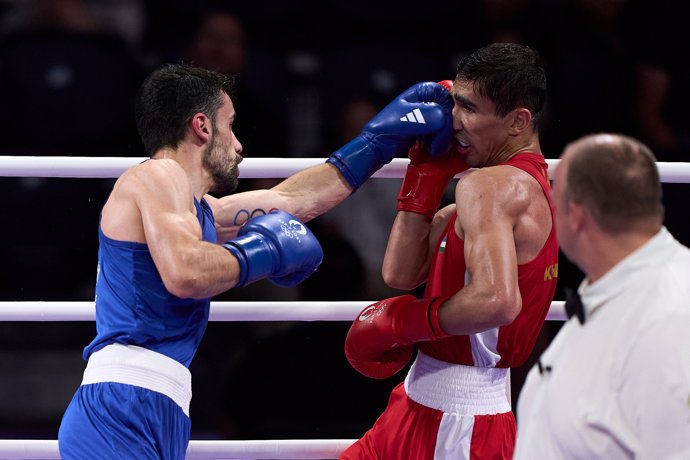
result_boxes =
[82,343,192,417]
[404,351,510,415]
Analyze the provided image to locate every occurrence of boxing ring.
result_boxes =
[1,156,688,459]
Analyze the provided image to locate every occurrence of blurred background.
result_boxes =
[0,0,688,443]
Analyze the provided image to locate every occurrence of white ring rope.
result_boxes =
[0,439,357,459]
[0,300,568,322]
[1,156,690,182]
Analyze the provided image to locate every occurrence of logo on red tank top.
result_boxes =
[544,263,558,281]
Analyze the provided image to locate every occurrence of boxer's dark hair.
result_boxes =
[456,43,547,128]
[135,63,236,155]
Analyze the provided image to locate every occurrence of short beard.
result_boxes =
[202,133,240,196]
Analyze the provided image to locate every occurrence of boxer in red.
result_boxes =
[342,43,558,459]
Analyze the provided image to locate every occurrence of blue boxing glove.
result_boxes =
[222,210,323,288]
[327,81,454,190]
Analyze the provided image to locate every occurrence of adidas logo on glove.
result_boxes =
[400,108,426,124]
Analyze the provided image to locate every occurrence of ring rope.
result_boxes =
[0,300,567,322]
[0,439,357,459]
[1,156,690,182]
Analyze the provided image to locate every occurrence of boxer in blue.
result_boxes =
[58,63,453,459]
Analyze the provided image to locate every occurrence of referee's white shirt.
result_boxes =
[515,227,690,460]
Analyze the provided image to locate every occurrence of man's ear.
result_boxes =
[568,200,587,233]
[507,108,532,135]
[191,113,212,143]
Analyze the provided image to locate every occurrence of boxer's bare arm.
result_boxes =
[103,159,239,298]
[207,163,352,243]
[210,81,454,242]
[382,205,455,290]
[437,168,526,334]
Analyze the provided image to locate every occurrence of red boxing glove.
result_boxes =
[397,80,470,220]
[344,295,450,379]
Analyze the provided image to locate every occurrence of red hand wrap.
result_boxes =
[344,295,449,379]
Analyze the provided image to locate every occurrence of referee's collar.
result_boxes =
[575,227,673,323]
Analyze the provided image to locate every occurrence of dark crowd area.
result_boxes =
[0,0,688,443]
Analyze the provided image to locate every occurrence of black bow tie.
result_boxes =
[565,288,585,324]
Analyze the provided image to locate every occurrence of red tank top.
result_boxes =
[419,152,558,368]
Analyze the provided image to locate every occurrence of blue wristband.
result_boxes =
[327,135,383,190]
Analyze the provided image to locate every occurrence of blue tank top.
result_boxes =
[83,197,217,367]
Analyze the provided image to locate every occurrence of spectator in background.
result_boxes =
[183,7,287,167]
[536,0,632,156]
[624,0,690,162]
[481,0,536,44]
[0,0,143,301]
[622,0,690,251]
[0,0,143,156]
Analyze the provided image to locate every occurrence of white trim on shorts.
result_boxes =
[81,343,192,417]
[404,350,510,415]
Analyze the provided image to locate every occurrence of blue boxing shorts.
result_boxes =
[58,344,192,460]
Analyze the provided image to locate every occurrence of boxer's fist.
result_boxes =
[345,295,449,379]
[327,82,453,190]
[223,210,323,288]
[364,81,454,156]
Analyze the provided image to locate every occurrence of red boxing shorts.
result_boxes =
[341,351,515,459]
